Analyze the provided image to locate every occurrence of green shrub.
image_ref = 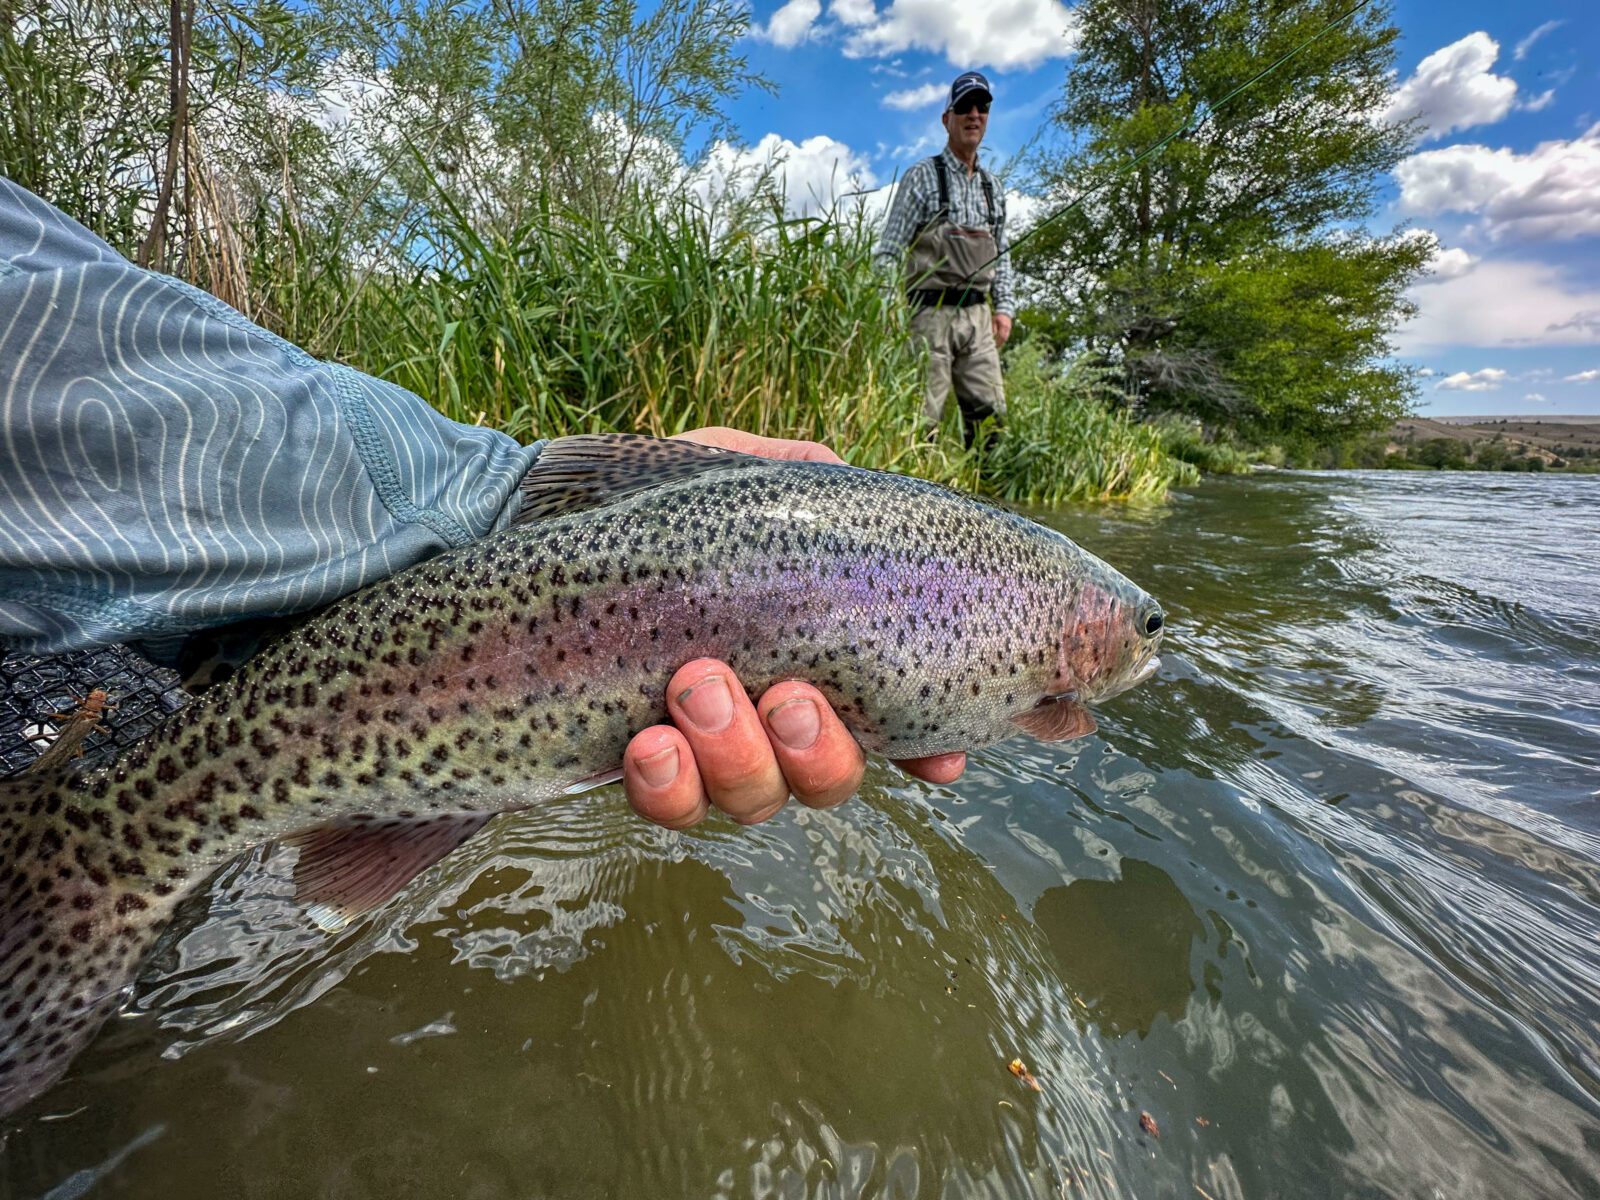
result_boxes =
[1150,414,1254,474]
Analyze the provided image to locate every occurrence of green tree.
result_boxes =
[1016,0,1427,445]
[1413,437,1467,470]
[1473,440,1510,470]
[0,0,762,347]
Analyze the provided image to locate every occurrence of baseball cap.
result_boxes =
[945,71,993,112]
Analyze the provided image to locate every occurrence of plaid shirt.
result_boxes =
[874,147,1014,316]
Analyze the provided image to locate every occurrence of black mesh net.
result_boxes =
[0,644,191,776]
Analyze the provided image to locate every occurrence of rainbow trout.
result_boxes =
[0,435,1164,1114]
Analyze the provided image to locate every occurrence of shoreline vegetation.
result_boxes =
[2,0,1502,504]
[1164,414,1600,475]
[301,197,1196,504]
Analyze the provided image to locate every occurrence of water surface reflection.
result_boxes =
[3,472,1598,1199]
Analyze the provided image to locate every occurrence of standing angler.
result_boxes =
[876,71,1013,449]
[0,435,1165,1115]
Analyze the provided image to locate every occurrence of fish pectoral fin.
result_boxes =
[288,813,493,932]
[1010,698,1098,742]
[512,434,764,525]
[564,765,624,795]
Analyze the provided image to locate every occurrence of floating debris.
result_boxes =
[1008,1058,1044,1092]
[1139,1111,1161,1138]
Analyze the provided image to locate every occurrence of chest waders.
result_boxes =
[904,157,1005,450]
[905,156,999,305]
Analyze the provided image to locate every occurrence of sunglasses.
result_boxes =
[952,97,991,116]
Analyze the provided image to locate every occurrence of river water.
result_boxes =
[4,470,1598,1199]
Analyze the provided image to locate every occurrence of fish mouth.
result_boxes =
[1085,654,1163,704]
[1131,654,1162,686]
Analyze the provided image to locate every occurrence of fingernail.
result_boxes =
[636,746,679,788]
[678,676,733,733]
[766,698,819,750]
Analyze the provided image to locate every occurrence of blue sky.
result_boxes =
[712,0,1600,417]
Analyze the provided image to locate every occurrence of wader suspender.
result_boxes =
[931,155,996,233]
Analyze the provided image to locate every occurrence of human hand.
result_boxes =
[621,426,966,827]
[672,425,842,464]
[992,313,1013,349]
[624,659,967,828]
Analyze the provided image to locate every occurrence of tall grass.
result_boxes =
[364,197,928,469]
[261,191,1188,502]
[986,346,1198,503]
[1150,414,1258,475]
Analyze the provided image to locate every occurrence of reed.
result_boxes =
[984,346,1198,503]
[262,191,1189,501]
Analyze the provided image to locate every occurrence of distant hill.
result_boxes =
[1389,417,1600,465]
[1430,414,1600,426]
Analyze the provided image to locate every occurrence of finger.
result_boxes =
[623,725,709,829]
[894,752,966,785]
[673,427,844,465]
[667,659,790,824]
[756,681,866,810]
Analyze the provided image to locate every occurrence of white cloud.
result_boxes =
[887,133,941,160]
[1549,310,1600,339]
[1381,33,1517,141]
[1523,393,1548,402]
[1423,245,1477,281]
[1394,124,1600,242]
[1436,368,1507,392]
[689,132,880,219]
[1006,190,1046,235]
[1403,229,1477,283]
[1565,369,1600,383]
[1399,258,1600,352]
[310,63,391,132]
[1417,367,1438,377]
[1514,20,1563,61]
[757,0,823,47]
[832,0,877,26]
[883,82,946,110]
[844,0,1078,71]
[1521,88,1555,113]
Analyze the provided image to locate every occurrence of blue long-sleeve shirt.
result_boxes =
[0,175,541,659]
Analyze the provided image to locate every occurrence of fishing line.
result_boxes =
[957,0,1382,294]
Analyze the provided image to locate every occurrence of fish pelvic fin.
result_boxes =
[1010,697,1098,742]
[288,813,494,932]
[513,434,772,525]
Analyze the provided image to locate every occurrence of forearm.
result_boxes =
[0,176,540,659]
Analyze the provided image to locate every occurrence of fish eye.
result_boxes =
[1139,607,1165,637]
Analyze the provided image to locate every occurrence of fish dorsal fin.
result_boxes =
[513,434,764,525]
[288,813,493,931]
[1011,697,1098,742]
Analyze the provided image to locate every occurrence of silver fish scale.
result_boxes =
[488,458,1084,758]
